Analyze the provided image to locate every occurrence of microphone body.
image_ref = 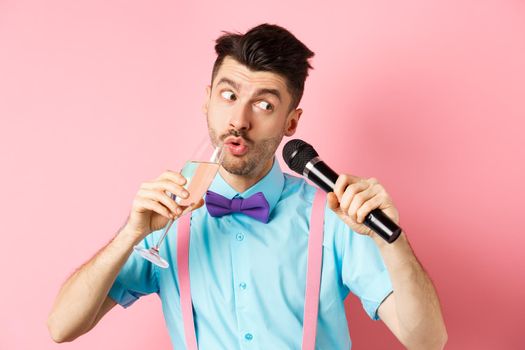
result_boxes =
[283,140,402,244]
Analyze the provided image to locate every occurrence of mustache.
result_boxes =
[220,129,252,144]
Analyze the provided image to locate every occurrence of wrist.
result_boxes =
[115,224,144,248]
[372,230,409,251]
[373,231,420,273]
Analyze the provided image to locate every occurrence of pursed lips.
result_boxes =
[224,136,249,156]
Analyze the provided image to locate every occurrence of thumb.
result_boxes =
[326,192,340,211]
[193,198,205,210]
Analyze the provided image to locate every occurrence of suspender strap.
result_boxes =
[301,190,326,350]
[177,213,198,350]
[177,190,326,350]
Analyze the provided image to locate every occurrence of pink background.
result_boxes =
[1,0,524,349]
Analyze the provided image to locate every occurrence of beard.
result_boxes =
[208,126,284,176]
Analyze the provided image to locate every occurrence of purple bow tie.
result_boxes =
[205,190,270,223]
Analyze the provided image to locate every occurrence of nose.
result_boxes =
[228,101,252,131]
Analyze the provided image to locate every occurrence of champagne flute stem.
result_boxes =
[154,218,175,250]
[152,204,192,250]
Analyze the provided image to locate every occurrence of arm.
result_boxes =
[47,170,197,342]
[374,232,447,349]
[46,227,139,343]
[328,175,447,349]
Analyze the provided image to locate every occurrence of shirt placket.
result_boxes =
[226,215,257,349]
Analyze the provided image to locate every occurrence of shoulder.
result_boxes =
[280,172,317,203]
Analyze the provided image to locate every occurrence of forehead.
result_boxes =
[213,57,290,97]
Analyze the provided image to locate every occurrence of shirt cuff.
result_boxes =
[360,269,394,321]
[108,279,142,308]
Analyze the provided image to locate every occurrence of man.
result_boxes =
[48,24,447,349]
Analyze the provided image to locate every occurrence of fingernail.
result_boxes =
[176,208,182,215]
[183,191,189,198]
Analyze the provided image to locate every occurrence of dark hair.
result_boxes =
[211,23,314,110]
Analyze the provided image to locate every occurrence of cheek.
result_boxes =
[258,115,287,135]
[206,105,228,129]
[264,123,284,137]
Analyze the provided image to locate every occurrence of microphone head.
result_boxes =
[282,139,319,174]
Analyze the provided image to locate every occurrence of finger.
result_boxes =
[136,197,173,219]
[348,184,381,222]
[339,181,369,214]
[143,180,189,200]
[333,174,362,202]
[356,194,384,224]
[138,188,182,216]
[368,177,379,185]
[192,198,205,210]
[178,197,205,217]
[326,192,340,210]
[157,170,187,186]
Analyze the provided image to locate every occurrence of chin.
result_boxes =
[222,157,259,176]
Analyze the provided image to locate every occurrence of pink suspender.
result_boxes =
[177,213,198,350]
[301,190,326,350]
[176,190,326,350]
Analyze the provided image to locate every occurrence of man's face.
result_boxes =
[203,57,301,177]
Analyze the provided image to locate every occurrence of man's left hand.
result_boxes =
[327,174,399,238]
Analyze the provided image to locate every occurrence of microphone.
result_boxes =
[283,139,402,243]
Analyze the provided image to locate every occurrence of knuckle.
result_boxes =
[347,184,358,196]
[162,192,173,202]
[354,192,365,204]
[157,204,169,215]
[161,180,177,191]
[337,174,350,186]
[376,189,387,200]
[368,177,378,184]
[359,202,369,213]
[171,171,185,183]
[139,188,153,199]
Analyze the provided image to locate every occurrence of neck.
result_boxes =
[219,157,274,193]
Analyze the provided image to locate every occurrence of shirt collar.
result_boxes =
[208,157,285,217]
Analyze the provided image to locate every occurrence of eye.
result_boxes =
[256,100,273,111]
[221,90,236,101]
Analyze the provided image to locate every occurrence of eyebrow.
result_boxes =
[216,77,282,102]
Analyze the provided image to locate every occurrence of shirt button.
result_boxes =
[239,282,247,290]
[244,333,253,341]
[236,233,245,241]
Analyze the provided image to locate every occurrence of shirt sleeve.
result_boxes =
[333,211,393,320]
[108,232,160,308]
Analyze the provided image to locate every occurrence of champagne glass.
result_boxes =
[133,140,225,268]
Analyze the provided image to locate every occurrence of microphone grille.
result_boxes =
[282,139,319,174]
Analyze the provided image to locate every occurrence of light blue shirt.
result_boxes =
[109,159,393,349]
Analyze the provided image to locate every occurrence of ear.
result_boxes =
[202,85,211,115]
[284,108,302,137]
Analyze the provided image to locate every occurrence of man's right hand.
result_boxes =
[122,170,204,243]
[48,170,198,342]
